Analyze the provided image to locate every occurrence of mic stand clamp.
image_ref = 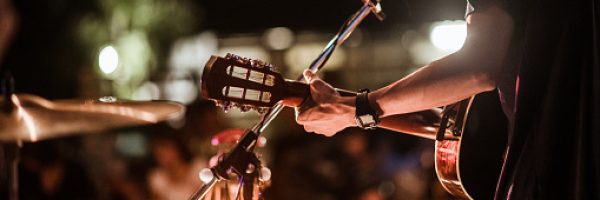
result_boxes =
[189,130,263,200]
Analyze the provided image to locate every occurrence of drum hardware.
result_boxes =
[0,72,185,200]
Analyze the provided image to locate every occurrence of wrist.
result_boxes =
[367,91,384,117]
[355,89,381,130]
[338,95,358,127]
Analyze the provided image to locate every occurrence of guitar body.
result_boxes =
[435,92,508,199]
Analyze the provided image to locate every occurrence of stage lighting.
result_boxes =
[430,21,467,51]
[99,45,119,74]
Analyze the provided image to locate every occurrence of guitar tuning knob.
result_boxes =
[266,64,277,72]
[214,100,228,107]
[214,100,223,107]
[220,101,232,113]
[257,107,269,114]
[230,102,241,111]
[250,60,260,68]
[250,59,268,69]
[239,105,253,112]
[225,53,240,60]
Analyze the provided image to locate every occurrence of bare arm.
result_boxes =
[371,6,514,116]
[293,5,514,136]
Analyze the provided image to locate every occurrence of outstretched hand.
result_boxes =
[289,70,357,137]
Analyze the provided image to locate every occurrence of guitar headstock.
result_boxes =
[201,53,289,113]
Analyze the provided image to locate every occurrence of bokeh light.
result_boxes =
[263,27,294,50]
[430,21,467,51]
[98,45,119,74]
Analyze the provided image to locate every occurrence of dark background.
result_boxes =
[0,1,501,200]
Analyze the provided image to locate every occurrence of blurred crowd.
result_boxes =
[1,98,457,200]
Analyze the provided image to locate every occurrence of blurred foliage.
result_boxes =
[75,0,203,98]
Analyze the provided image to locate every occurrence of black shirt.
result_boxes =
[466,0,600,199]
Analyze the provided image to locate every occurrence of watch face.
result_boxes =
[358,114,376,124]
[357,114,377,130]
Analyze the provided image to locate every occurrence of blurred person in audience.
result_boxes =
[19,140,96,200]
[148,131,205,200]
[0,0,16,63]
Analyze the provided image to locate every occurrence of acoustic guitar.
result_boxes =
[200,54,507,199]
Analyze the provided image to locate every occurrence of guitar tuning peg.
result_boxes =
[225,53,239,60]
[242,58,251,65]
[257,107,269,114]
[249,59,267,69]
[214,100,226,107]
[230,102,241,110]
[250,60,259,68]
[257,59,266,67]
[222,106,231,113]
[227,54,245,65]
[266,64,277,72]
[239,105,253,112]
[220,101,232,113]
[213,100,222,108]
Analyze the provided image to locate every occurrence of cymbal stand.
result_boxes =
[1,142,20,200]
[1,72,20,200]
[188,1,385,199]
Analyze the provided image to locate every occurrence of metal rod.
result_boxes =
[1,142,20,200]
[255,2,375,134]
[9,149,17,200]
[188,175,219,200]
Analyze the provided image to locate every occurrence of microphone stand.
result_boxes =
[189,1,385,199]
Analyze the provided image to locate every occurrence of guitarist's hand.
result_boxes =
[289,70,357,137]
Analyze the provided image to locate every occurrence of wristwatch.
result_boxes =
[355,89,380,130]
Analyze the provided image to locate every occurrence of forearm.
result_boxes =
[371,53,495,117]
[378,108,442,140]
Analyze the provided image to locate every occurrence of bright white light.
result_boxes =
[199,168,214,183]
[259,167,272,182]
[430,21,467,51]
[99,45,119,74]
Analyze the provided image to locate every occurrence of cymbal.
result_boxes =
[0,94,185,142]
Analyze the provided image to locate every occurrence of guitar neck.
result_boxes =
[283,80,358,107]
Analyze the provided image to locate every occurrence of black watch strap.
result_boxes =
[355,89,380,130]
